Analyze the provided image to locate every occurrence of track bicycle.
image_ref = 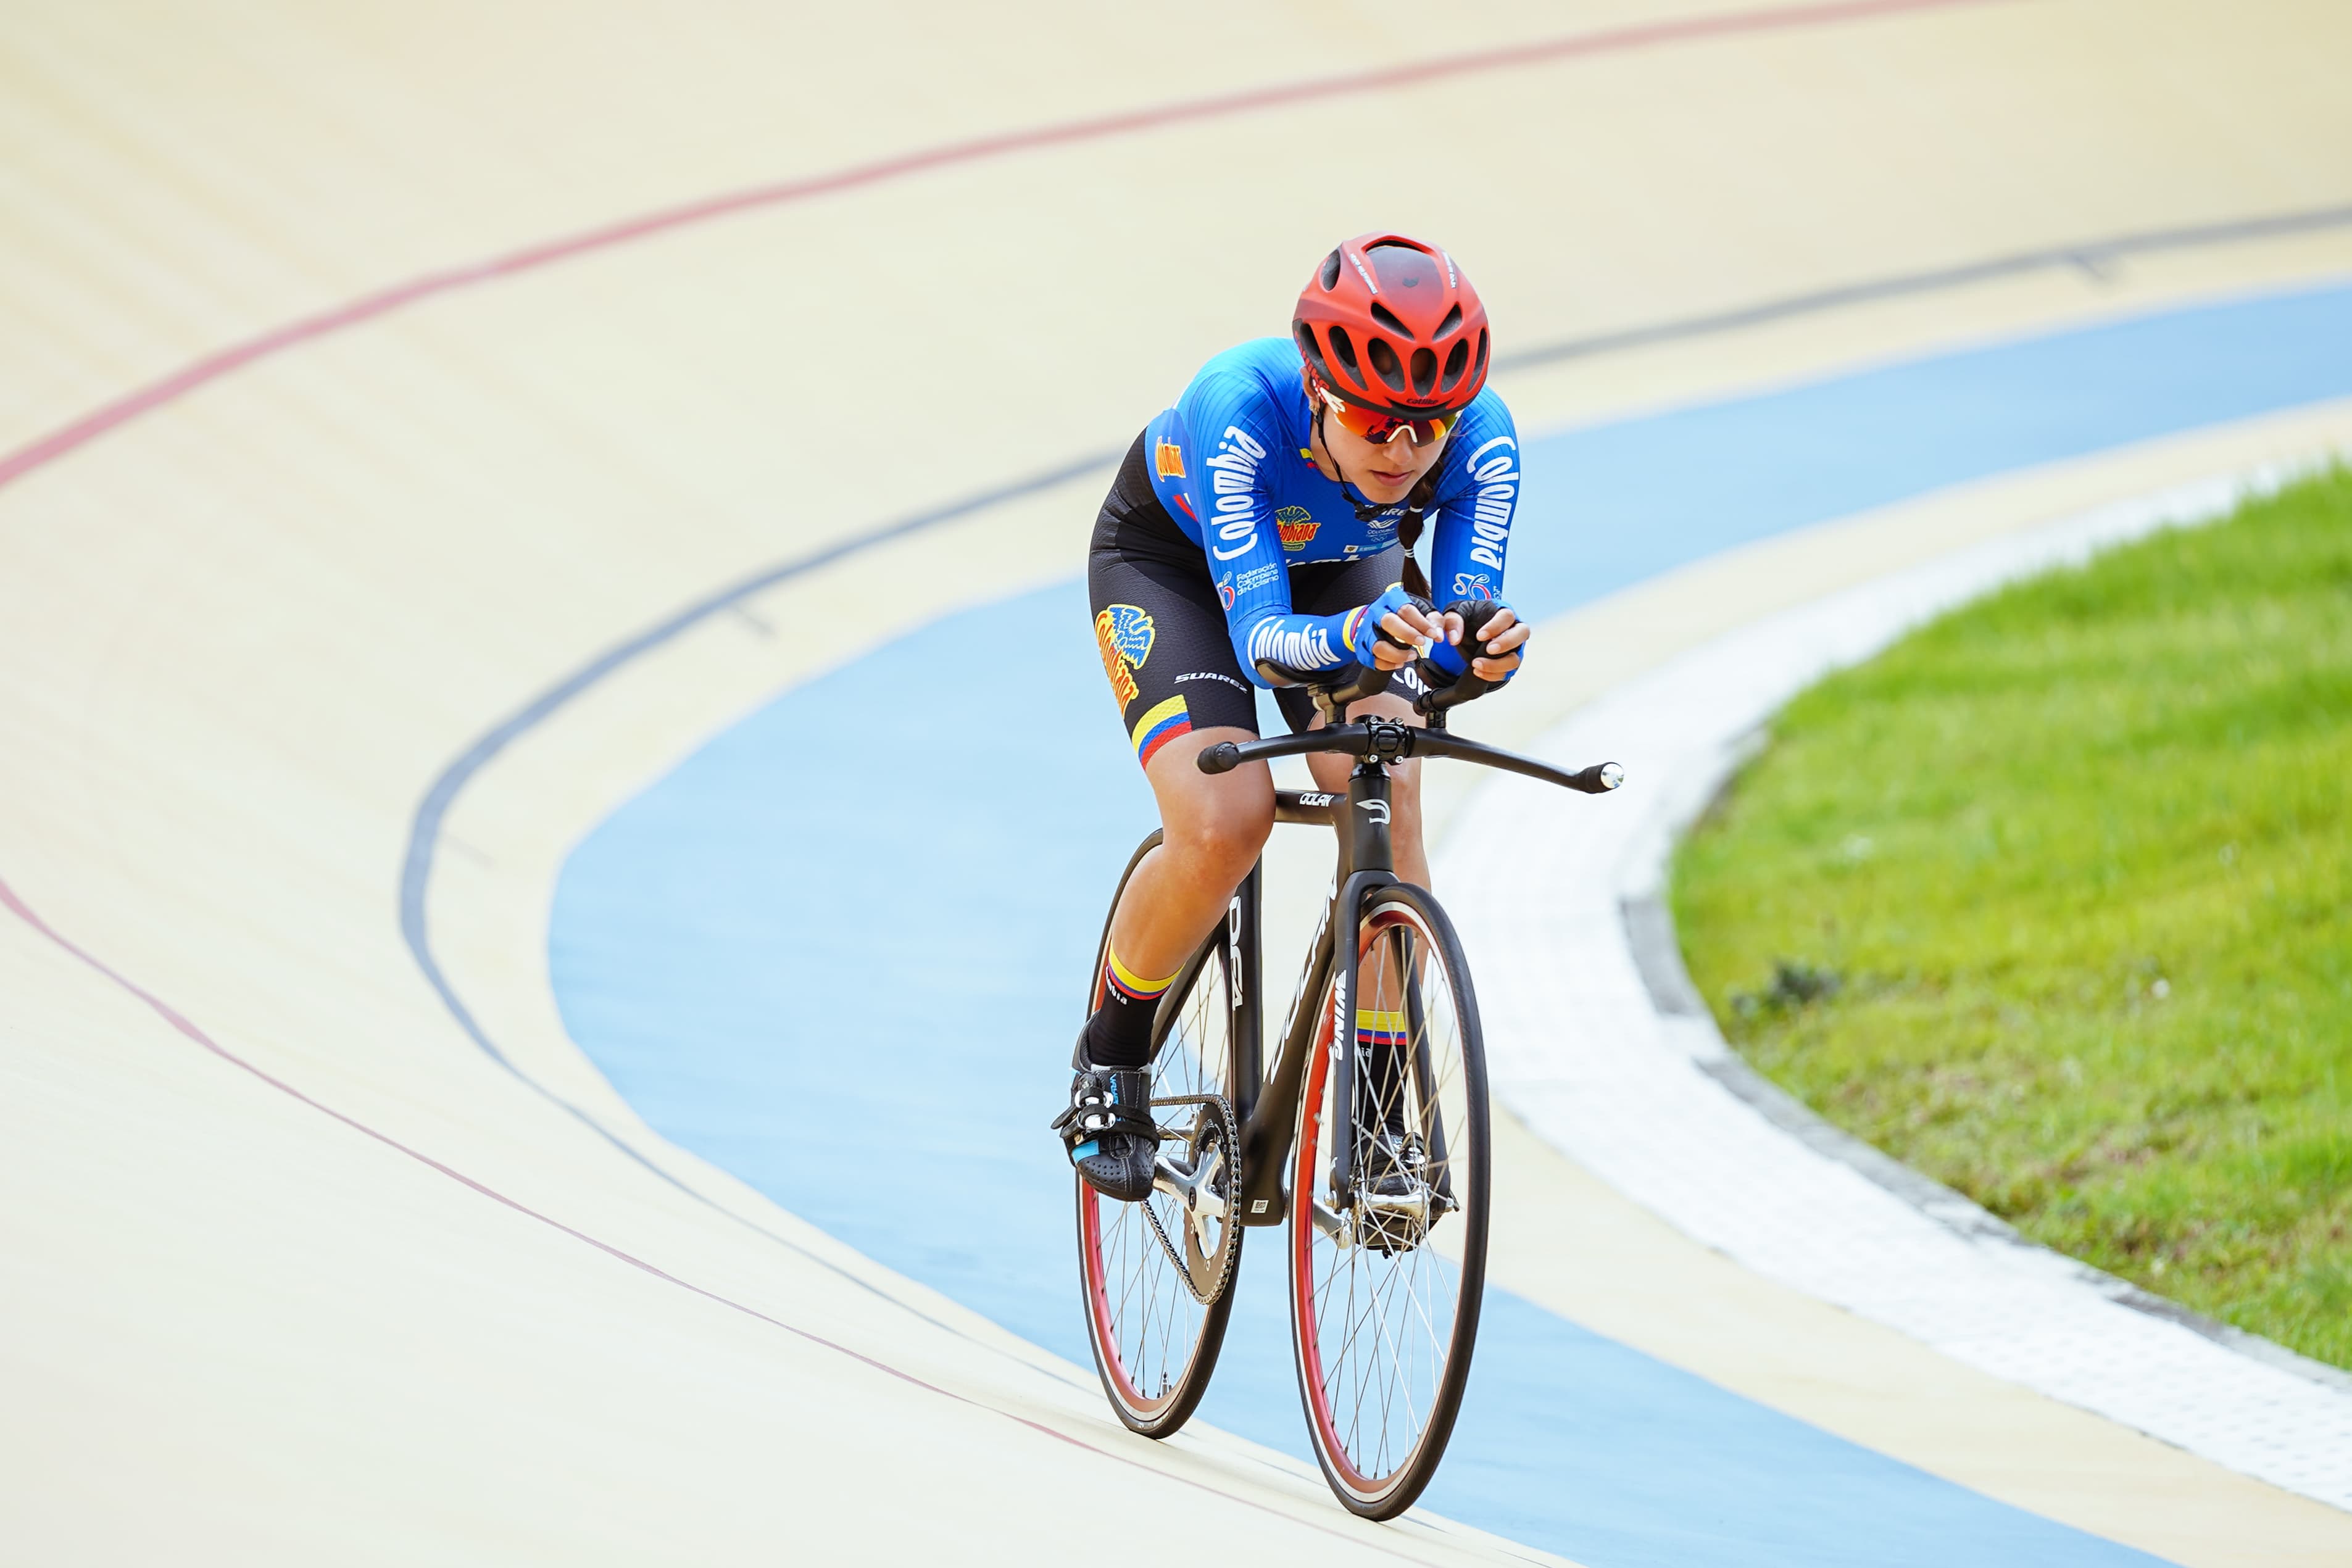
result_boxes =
[1069,604,1621,1519]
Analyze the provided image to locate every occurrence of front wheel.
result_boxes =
[1289,882,1490,1519]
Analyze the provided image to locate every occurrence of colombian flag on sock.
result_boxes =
[1105,947,1175,1004]
[1129,695,1192,769]
[1355,1008,1410,1049]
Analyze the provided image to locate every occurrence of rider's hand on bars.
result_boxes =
[1371,601,1442,671]
[1439,607,1529,682]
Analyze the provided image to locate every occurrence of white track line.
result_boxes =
[1440,455,2352,1510]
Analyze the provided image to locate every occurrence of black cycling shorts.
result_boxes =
[1088,429,1403,769]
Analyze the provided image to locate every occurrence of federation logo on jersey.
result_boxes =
[1452,571,1496,600]
[1216,571,1236,610]
[1095,604,1155,707]
[1154,440,1186,480]
[1276,505,1318,552]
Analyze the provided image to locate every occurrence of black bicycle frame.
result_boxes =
[1211,753,1400,1228]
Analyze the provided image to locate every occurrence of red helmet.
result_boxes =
[1293,233,1490,418]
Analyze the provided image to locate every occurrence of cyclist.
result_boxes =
[1055,233,1531,1201]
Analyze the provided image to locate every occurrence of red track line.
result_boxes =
[0,868,1448,1561]
[0,0,1996,496]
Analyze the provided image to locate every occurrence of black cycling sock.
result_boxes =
[1084,946,1173,1069]
[1084,995,1156,1069]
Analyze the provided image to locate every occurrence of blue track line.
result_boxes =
[546,280,2352,1566]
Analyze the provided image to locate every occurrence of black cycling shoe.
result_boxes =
[1051,1056,1160,1203]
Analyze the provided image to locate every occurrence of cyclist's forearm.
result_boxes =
[1232,607,1366,681]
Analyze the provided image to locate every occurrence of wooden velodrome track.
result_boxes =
[6,2,2351,1561]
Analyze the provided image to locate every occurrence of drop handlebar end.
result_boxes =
[1197,742,1244,775]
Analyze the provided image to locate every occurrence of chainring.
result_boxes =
[1141,1092,1240,1307]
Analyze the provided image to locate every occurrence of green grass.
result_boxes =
[1671,466,2352,1370]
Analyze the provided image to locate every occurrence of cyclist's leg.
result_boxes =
[1083,440,1271,1069]
[1104,728,1273,1037]
[1063,437,1270,1200]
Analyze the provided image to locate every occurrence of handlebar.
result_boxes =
[1197,718,1623,796]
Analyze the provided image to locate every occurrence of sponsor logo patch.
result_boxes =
[1095,604,1154,707]
[1154,440,1186,480]
[1276,505,1318,552]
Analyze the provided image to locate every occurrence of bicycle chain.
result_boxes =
[1141,1091,1240,1308]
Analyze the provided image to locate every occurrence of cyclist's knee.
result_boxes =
[1167,794,1273,881]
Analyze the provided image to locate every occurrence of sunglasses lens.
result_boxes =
[1324,392,1455,445]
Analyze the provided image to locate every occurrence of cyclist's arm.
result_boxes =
[1172,383,1365,685]
[1426,417,1520,607]
[1425,410,1530,682]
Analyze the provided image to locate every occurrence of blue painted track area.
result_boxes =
[550,281,2352,1566]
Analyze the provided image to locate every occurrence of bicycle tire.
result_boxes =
[1287,881,1490,1519]
[1073,832,1245,1438]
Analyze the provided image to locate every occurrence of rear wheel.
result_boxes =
[1288,882,1489,1518]
[1075,837,1244,1438]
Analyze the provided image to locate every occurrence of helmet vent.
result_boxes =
[1432,304,1463,342]
[1367,335,1405,392]
[1440,339,1469,392]
[1410,347,1437,397]
[1294,321,1331,381]
[1368,300,1410,338]
[1329,326,1361,380]
[1320,249,1344,291]
[1473,329,1489,384]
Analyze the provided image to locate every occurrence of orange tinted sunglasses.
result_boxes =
[1313,381,1458,446]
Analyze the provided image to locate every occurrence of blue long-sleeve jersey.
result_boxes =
[1142,338,1521,685]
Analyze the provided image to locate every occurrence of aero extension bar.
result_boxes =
[1198,721,1623,795]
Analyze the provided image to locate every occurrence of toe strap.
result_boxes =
[1050,1068,1157,1147]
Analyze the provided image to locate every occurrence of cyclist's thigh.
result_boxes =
[1087,464,1261,771]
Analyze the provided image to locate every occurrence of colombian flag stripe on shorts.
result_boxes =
[1129,695,1192,768]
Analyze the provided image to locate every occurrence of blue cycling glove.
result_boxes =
[1427,596,1524,684]
[1347,584,1419,668]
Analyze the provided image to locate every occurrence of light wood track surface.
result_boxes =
[4,2,2349,1559]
